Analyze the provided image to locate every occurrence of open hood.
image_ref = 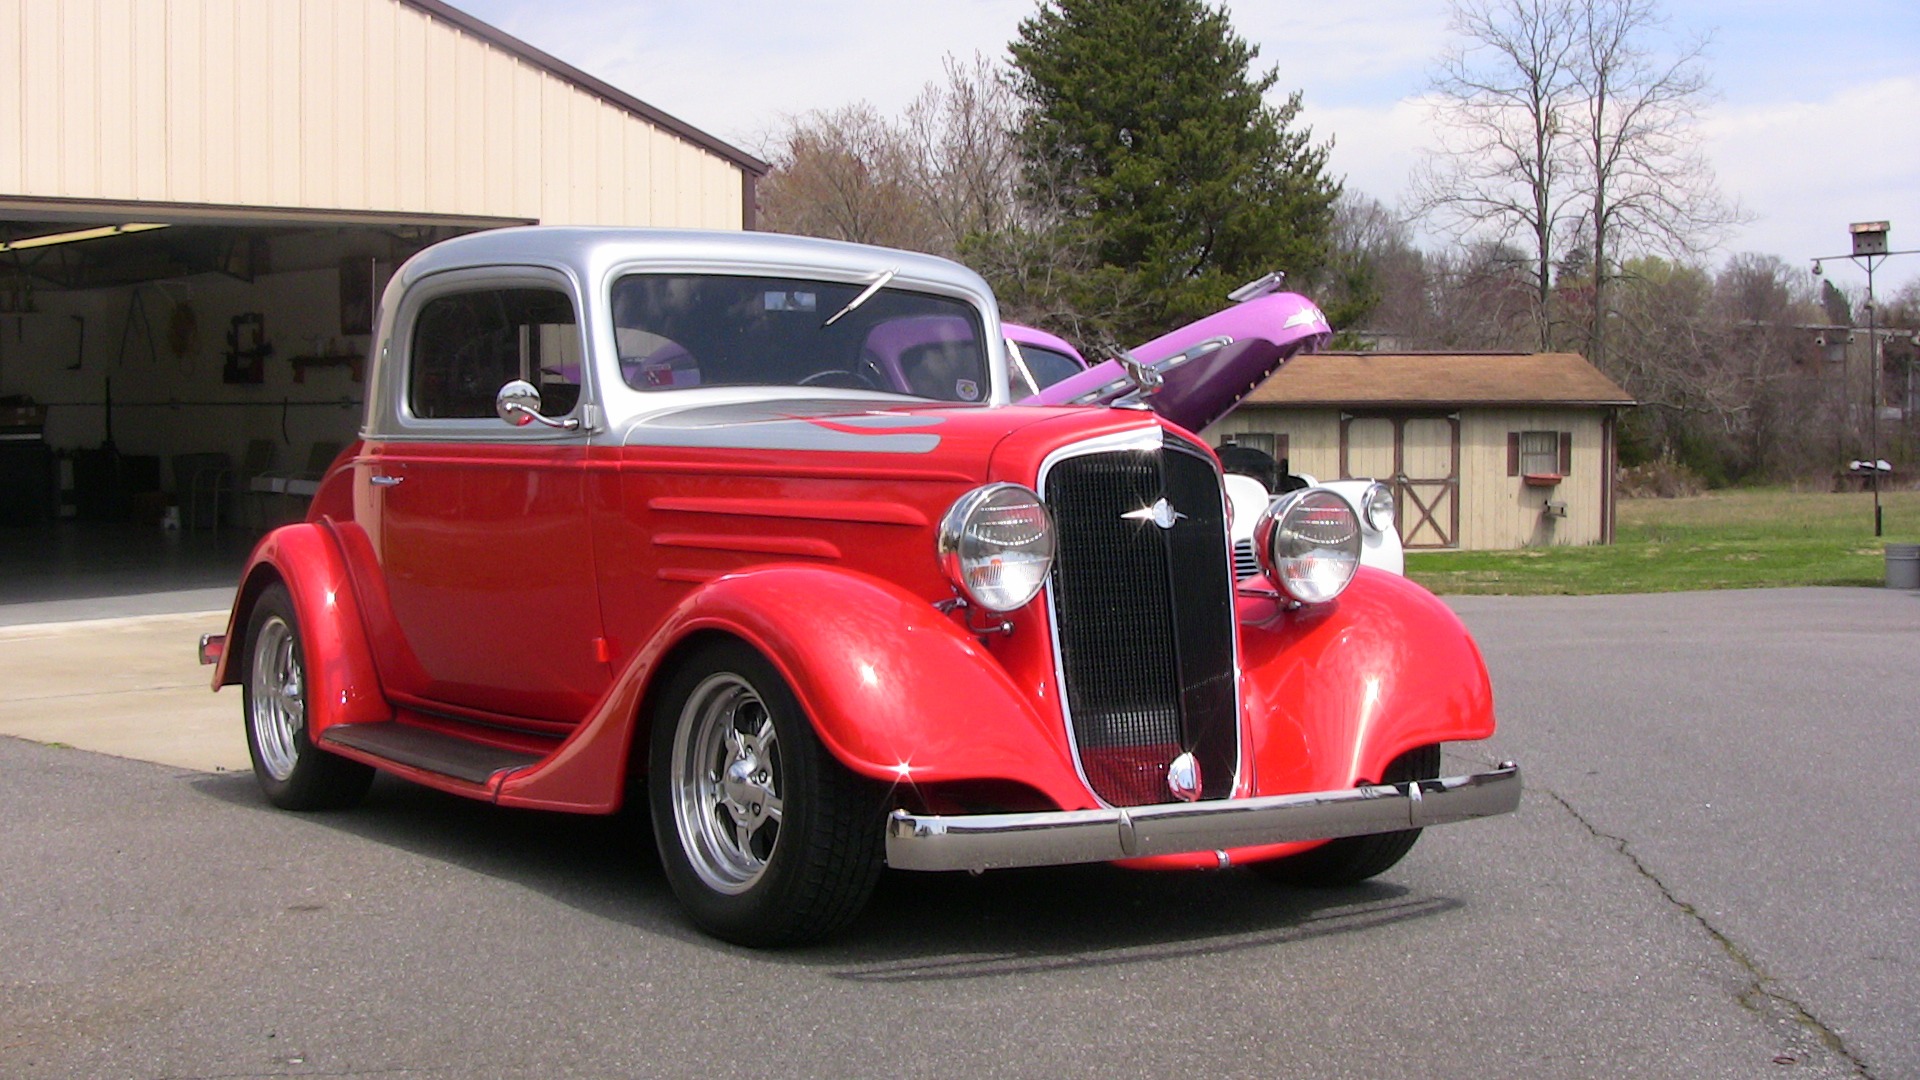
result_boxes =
[1015,291,1331,434]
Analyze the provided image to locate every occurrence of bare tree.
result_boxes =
[1571,0,1741,369]
[1412,0,1585,351]
[1415,0,1738,364]
[758,56,1029,261]
[756,104,940,251]
[901,54,1024,253]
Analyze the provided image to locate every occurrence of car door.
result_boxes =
[363,269,609,726]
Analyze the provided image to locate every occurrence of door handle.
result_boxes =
[369,474,404,487]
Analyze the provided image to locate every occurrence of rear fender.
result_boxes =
[599,566,1088,810]
[211,522,392,737]
[1238,567,1495,797]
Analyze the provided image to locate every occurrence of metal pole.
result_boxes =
[1811,232,1920,538]
[1868,255,1881,537]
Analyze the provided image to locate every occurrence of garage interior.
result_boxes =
[0,206,516,618]
[0,0,768,620]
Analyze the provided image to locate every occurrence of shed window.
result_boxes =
[1509,430,1573,478]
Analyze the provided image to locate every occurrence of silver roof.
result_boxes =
[396,226,998,302]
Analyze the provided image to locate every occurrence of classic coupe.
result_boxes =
[200,227,1519,945]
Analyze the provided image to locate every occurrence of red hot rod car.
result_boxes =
[200,227,1519,946]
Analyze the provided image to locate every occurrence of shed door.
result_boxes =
[1343,417,1395,483]
[1397,416,1459,549]
[1342,413,1460,550]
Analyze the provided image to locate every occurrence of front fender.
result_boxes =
[1240,567,1495,797]
[211,521,392,737]
[636,566,1088,808]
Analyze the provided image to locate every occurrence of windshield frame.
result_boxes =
[602,268,998,405]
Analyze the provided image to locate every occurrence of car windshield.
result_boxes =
[611,273,991,402]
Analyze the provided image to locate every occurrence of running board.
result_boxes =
[321,722,545,785]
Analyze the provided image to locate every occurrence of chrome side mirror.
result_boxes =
[495,380,578,430]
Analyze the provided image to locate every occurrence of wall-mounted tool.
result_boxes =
[223,312,272,384]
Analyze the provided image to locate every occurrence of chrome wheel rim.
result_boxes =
[670,672,783,894]
[249,614,304,782]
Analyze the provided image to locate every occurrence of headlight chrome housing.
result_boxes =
[1362,481,1395,533]
[1252,489,1362,604]
[937,483,1056,612]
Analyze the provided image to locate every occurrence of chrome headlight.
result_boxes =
[1253,489,1361,604]
[937,483,1056,612]
[1362,482,1395,533]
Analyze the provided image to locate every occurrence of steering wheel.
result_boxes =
[797,368,881,390]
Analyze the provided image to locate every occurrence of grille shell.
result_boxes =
[1041,433,1240,806]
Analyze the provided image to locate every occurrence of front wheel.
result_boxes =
[242,583,374,811]
[648,639,883,946]
[1252,744,1442,887]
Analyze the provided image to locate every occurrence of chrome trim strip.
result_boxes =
[1034,424,1169,808]
[1035,428,1248,807]
[884,763,1521,873]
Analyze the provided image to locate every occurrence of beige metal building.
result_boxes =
[0,0,764,528]
[1205,352,1635,550]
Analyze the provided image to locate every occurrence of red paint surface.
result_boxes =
[221,398,1500,852]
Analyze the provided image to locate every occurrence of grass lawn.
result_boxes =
[1405,488,1920,595]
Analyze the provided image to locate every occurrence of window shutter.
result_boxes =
[1559,432,1573,475]
[1276,433,1290,469]
[1507,433,1520,476]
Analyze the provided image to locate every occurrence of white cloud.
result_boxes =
[1702,77,1920,292]
[1302,76,1920,294]
[454,0,1034,150]
[448,0,1919,292]
[1298,98,1430,207]
[1232,2,1445,105]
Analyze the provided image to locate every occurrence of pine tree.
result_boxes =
[1007,0,1340,341]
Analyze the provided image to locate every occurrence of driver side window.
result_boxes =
[410,287,581,420]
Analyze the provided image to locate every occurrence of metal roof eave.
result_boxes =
[404,0,770,177]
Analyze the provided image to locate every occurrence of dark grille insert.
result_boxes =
[1045,437,1239,806]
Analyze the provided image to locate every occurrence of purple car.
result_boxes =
[1011,285,1332,435]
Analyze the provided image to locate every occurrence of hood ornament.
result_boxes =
[1122,497,1186,530]
[1167,752,1202,802]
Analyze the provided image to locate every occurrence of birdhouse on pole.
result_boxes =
[1850,221,1890,257]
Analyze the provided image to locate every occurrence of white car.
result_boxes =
[1225,473,1405,581]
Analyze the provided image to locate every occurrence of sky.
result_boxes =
[449,0,1920,296]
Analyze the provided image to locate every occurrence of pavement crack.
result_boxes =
[1537,786,1876,1079]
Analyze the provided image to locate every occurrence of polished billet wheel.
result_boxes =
[249,613,304,782]
[241,583,374,811]
[649,639,883,946]
[670,672,785,893]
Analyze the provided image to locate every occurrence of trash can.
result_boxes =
[1887,544,1920,590]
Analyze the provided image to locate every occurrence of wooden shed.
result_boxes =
[1204,352,1635,550]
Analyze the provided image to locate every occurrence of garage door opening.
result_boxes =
[0,210,511,620]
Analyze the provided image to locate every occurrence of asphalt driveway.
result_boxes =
[0,586,1913,1078]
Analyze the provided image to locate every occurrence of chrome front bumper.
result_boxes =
[885,762,1521,873]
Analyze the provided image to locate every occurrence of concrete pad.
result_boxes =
[0,611,249,773]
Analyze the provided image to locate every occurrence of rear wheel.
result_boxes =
[242,583,374,811]
[648,639,883,947]
[1253,744,1442,886]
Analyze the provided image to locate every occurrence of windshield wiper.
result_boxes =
[822,267,897,328]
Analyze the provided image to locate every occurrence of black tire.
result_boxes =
[1252,744,1443,887]
[242,583,375,811]
[648,639,883,947]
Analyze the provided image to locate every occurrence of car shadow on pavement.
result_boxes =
[190,770,1465,965]
[815,868,1458,981]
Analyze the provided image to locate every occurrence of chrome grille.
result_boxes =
[1233,539,1259,580]
[1043,434,1239,806]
